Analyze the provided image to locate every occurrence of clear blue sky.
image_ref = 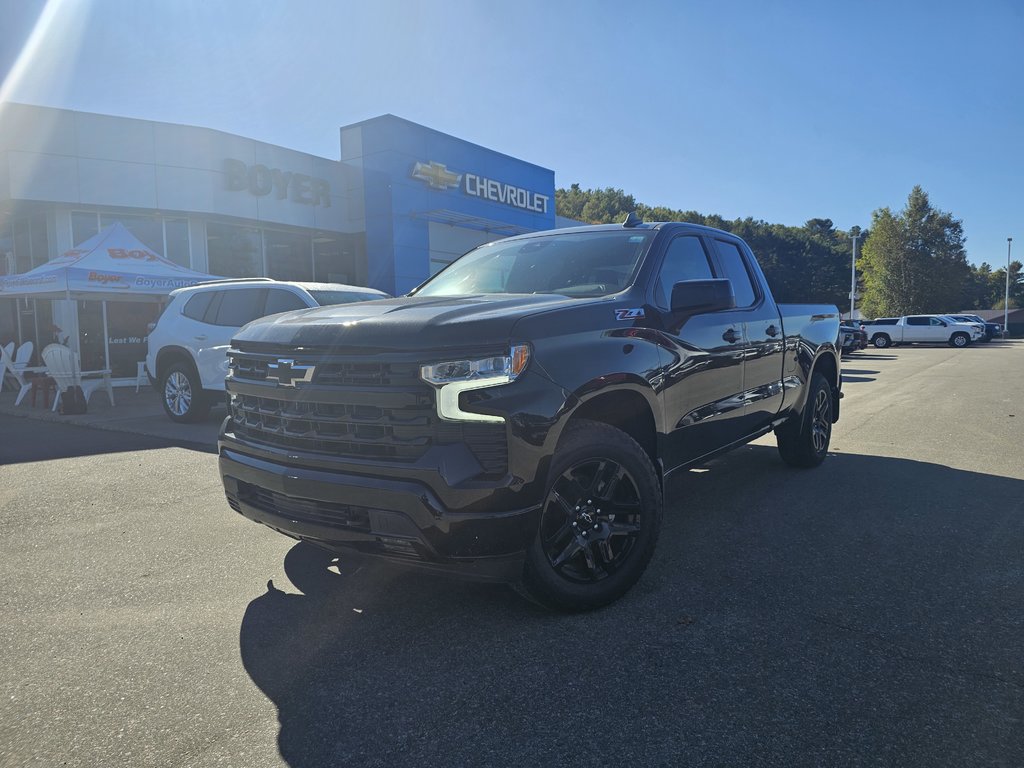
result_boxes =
[2,0,1022,266]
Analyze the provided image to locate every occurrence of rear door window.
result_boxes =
[212,288,267,327]
[182,291,215,321]
[712,240,758,308]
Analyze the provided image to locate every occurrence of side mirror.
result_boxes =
[671,279,735,314]
[939,320,947,326]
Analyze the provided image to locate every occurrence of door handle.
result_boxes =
[722,328,740,344]
[765,325,779,337]
[194,335,208,341]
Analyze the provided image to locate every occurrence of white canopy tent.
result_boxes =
[0,222,217,380]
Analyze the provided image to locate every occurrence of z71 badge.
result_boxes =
[614,308,646,321]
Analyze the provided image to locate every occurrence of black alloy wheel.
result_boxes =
[539,457,643,584]
[776,372,833,468]
[520,420,661,612]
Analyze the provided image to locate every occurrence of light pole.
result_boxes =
[850,229,861,320]
[1005,237,1012,339]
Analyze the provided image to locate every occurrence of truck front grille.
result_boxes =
[227,348,508,475]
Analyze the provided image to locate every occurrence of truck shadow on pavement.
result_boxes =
[238,446,1024,768]
[839,368,879,383]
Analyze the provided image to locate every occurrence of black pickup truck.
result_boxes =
[219,219,841,610]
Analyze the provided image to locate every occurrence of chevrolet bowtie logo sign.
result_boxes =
[411,159,551,214]
[411,161,462,190]
[266,359,315,387]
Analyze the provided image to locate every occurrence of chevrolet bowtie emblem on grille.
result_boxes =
[411,160,462,190]
[266,359,315,387]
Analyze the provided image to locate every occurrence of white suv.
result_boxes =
[146,279,389,422]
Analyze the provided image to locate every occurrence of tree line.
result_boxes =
[555,184,1023,316]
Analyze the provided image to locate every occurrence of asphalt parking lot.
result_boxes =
[1,342,1022,767]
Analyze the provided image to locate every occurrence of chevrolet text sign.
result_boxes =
[411,161,549,214]
[223,159,331,207]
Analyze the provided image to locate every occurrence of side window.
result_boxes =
[182,291,214,321]
[906,316,928,326]
[213,288,267,327]
[263,289,308,316]
[713,240,757,308]
[655,236,714,307]
[930,317,944,326]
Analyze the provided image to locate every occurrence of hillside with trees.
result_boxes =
[556,184,1020,313]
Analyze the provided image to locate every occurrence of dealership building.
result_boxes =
[0,103,571,373]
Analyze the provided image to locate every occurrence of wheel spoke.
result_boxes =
[558,472,589,507]
[599,499,640,518]
[544,517,575,549]
[550,537,584,569]
[591,460,624,501]
[550,488,576,519]
[598,539,617,571]
[580,542,606,579]
[607,520,641,537]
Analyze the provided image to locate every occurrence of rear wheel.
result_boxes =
[161,361,212,423]
[776,372,833,468]
[872,334,891,349]
[519,420,662,612]
[949,332,970,348]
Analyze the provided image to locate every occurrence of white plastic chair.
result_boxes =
[13,340,33,369]
[0,343,45,405]
[41,344,115,411]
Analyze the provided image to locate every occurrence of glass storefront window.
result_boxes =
[207,222,262,277]
[13,219,31,274]
[0,222,13,276]
[314,232,364,284]
[30,214,49,268]
[265,229,312,281]
[72,211,100,246]
[164,218,190,267]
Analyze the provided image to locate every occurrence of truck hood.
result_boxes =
[232,294,597,351]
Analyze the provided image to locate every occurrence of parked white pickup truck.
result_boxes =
[865,315,984,348]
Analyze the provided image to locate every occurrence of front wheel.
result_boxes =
[949,332,970,348]
[776,372,833,468]
[161,362,212,423]
[519,420,662,612]
[872,334,891,349]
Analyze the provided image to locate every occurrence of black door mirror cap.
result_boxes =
[671,279,736,314]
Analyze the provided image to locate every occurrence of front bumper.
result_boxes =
[219,440,540,582]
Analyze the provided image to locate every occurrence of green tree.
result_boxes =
[991,260,1023,309]
[858,186,970,317]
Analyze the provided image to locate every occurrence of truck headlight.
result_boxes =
[421,344,530,423]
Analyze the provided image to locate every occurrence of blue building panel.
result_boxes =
[341,115,556,296]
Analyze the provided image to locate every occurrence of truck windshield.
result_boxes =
[413,230,654,298]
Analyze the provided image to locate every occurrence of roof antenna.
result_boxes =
[622,211,643,228]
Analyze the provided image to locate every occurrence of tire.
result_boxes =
[518,420,662,612]
[949,332,970,348]
[160,361,212,423]
[872,334,891,349]
[776,372,833,468]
